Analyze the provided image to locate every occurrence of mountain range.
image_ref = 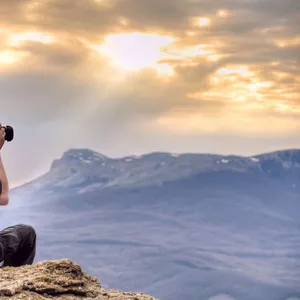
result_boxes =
[12,148,300,195]
[5,148,300,300]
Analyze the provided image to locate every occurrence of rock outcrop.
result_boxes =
[0,259,157,299]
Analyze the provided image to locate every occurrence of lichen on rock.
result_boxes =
[0,259,157,300]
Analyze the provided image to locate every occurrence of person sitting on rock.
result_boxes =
[0,123,36,267]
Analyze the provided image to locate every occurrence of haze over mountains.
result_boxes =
[4,148,300,300]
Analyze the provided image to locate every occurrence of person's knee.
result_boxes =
[17,224,36,238]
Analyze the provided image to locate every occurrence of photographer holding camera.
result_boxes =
[0,123,36,267]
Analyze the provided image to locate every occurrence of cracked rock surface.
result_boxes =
[0,259,157,300]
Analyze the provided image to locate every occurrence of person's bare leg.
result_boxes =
[0,224,36,267]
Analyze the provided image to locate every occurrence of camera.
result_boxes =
[1,126,14,142]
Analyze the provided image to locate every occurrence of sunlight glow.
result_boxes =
[175,44,212,57]
[207,54,221,61]
[95,32,174,73]
[154,64,174,77]
[155,104,300,135]
[186,31,197,36]
[93,0,113,6]
[273,71,289,78]
[245,81,272,91]
[119,17,129,26]
[9,31,56,46]
[0,51,25,64]
[275,36,300,47]
[271,61,280,66]
[199,65,276,104]
[275,103,290,112]
[192,17,211,27]
[166,44,217,64]
[217,10,230,17]
[216,65,254,77]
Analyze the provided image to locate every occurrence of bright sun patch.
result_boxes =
[95,32,175,75]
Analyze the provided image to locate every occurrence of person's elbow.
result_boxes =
[0,194,9,205]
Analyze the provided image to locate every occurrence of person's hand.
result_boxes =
[0,123,6,150]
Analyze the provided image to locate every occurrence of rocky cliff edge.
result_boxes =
[0,259,157,300]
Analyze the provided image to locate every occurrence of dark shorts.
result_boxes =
[0,224,36,267]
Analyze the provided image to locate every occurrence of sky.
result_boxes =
[0,0,299,187]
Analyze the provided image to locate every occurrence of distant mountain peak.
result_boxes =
[50,148,108,170]
[62,148,108,160]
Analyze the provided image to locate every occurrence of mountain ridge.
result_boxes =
[52,147,300,163]
[11,148,300,196]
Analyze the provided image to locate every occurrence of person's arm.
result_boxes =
[0,125,9,205]
[0,155,9,205]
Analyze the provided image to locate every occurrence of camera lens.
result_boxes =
[4,126,14,142]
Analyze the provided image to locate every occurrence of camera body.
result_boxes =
[1,126,14,142]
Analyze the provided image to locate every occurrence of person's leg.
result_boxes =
[0,224,36,267]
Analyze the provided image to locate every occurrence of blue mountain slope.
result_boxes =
[4,148,300,300]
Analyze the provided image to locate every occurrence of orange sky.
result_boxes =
[0,0,299,186]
